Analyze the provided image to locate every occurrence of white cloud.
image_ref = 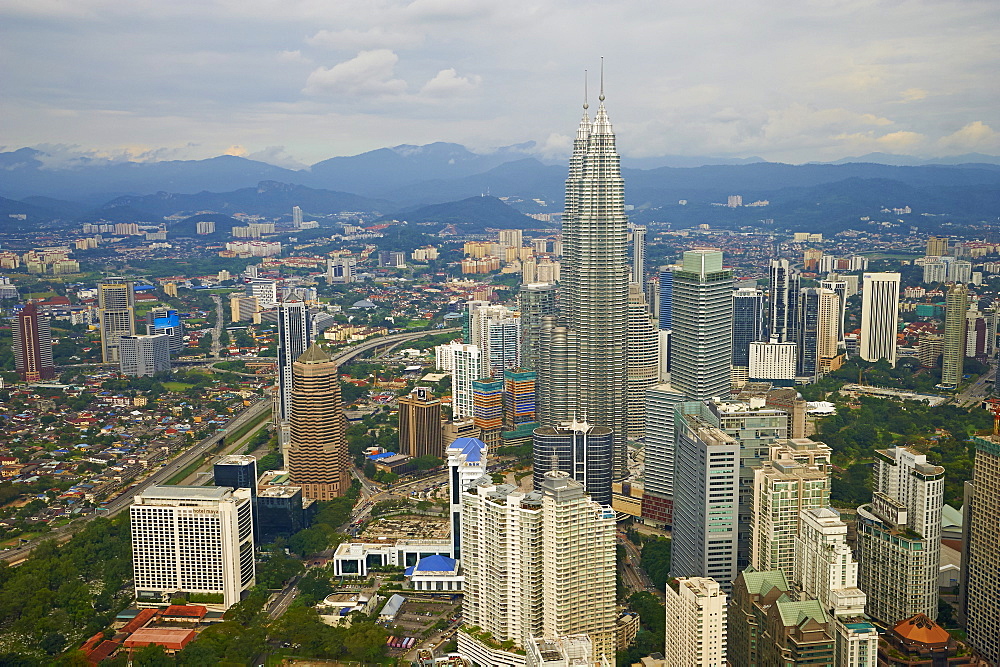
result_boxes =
[277,49,311,64]
[246,145,308,169]
[420,68,481,97]
[938,121,1000,153]
[302,49,407,97]
[306,27,424,51]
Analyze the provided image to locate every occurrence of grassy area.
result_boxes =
[162,381,195,392]
[164,456,206,485]
[224,409,270,445]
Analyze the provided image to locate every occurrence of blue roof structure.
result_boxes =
[367,452,397,461]
[449,437,485,462]
[414,554,457,573]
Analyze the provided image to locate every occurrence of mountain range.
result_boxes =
[1,143,999,233]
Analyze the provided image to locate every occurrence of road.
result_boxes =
[210,294,223,358]
[618,534,663,600]
[0,399,271,564]
[951,362,996,408]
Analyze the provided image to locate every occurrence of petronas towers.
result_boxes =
[537,85,630,480]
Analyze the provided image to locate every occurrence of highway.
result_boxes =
[951,362,997,408]
[618,533,663,600]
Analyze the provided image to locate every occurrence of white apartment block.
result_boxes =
[859,272,900,367]
[459,471,617,666]
[749,338,797,384]
[857,447,944,625]
[119,333,171,377]
[794,507,877,667]
[664,577,728,667]
[131,486,255,609]
[435,342,483,419]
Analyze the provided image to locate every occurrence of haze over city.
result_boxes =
[3,0,1000,166]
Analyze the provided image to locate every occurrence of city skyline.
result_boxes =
[3,2,999,166]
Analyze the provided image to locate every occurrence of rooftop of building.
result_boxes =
[739,570,790,597]
[216,454,256,466]
[775,599,829,628]
[892,613,951,645]
[136,485,232,501]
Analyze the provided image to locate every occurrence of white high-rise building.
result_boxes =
[857,447,944,625]
[948,259,972,283]
[469,303,520,377]
[922,259,947,284]
[119,333,171,377]
[664,577,728,667]
[292,205,303,228]
[327,257,357,283]
[749,337,797,385]
[436,342,483,419]
[795,507,878,667]
[671,407,741,591]
[247,278,278,307]
[859,272,900,367]
[445,436,487,559]
[459,471,617,666]
[98,277,135,363]
[630,224,647,284]
[131,486,255,610]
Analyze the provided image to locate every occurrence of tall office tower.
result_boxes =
[119,334,171,377]
[214,454,259,541]
[768,259,800,343]
[472,378,504,448]
[247,278,278,307]
[98,277,135,363]
[503,368,538,438]
[819,279,847,345]
[659,267,675,330]
[536,316,578,429]
[518,282,557,370]
[941,282,968,387]
[146,307,184,354]
[732,287,766,368]
[630,224,646,284]
[645,274,660,318]
[671,406,740,591]
[857,446,943,624]
[664,577,728,666]
[214,454,258,495]
[749,337,798,385]
[626,283,659,438]
[287,344,350,501]
[795,507,877,667]
[960,435,1000,664]
[672,250,734,400]
[436,342,483,419]
[948,259,972,283]
[859,272,900,367]
[966,307,987,358]
[327,257,357,284]
[292,205,303,228]
[641,383,688,526]
[544,88,629,482]
[446,436,487,559]
[926,236,949,256]
[715,401,790,569]
[750,454,831,581]
[130,486,254,609]
[796,287,840,380]
[276,300,310,462]
[459,471,617,665]
[397,386,443,458]
[532,419,613,505]
[12,302,55,381]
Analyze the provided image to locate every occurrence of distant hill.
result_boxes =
[96,181,390,221]
[383,195,546,232]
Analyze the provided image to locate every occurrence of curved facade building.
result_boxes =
[532,421,612,506]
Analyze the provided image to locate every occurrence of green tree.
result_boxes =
[132,644,172,667]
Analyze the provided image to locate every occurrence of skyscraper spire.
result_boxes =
[583,69,589,110]
[599,55,605,102]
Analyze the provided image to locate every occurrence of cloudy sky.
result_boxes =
[2,0,998,167]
